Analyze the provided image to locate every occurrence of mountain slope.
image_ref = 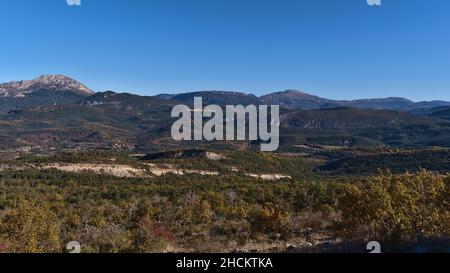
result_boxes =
[428,106,450,121]
[344,97,416,110]
[0,90,179,150]
[279,107,450,148]
[281,107,430,130]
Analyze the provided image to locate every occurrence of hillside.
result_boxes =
[280,107,431,130]
[278,107,450,148]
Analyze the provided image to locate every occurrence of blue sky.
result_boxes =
[1,0,450,101]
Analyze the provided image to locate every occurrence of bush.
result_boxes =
[0,199,61,253]
[336,170,450,242]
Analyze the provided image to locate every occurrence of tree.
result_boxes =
[128,201,167,253]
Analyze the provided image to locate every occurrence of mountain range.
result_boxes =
[1,74,450,151]
[1,74,450,112]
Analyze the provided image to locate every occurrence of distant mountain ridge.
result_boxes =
[156,89,450,112]
[171,91,259,105]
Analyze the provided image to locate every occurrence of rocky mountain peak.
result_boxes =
[0,74,93,97]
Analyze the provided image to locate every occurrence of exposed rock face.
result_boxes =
[0,75,93,97]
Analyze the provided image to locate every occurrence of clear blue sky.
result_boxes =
[1,0,450,101]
